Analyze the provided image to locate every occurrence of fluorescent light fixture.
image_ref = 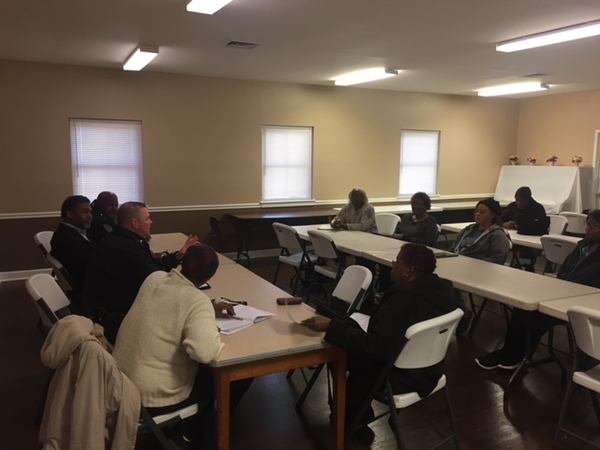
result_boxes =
[123,46,158,71]
[497,20,600,52]
[477,82,549,97]
[334,68,399,86]
[187,0,232,14]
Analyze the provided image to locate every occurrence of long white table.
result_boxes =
[294,224,403,257]
[440,222,581,250]
[539,292,600,322]
[362,250,598,311]
[205,262,346,450]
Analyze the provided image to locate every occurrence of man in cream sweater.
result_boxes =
[114,244,250,448]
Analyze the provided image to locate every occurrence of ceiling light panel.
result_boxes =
[187,0,232,15]
[497,20,600,52]
[477,82,549,97]
[334,68,399,86]
[123,46,159,71]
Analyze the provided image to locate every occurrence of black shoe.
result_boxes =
[350,426,375,445]
[456,310,474,335]
[476,351,520,370]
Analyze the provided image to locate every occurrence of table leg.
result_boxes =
[329,350,347,450]
[214,368,232,450]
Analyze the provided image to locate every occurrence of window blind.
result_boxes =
[399,130,439,196]
[262,126,313,202]
[70,119,144,202]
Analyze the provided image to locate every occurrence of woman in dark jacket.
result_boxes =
[476,209,600,370]
[301,243,459,441]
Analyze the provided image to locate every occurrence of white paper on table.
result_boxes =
[215,304,275,335]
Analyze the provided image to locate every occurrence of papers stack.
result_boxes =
[215,304,275,335]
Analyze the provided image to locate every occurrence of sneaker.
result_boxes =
[498,359,521,370]
[456,310,474,335]
[475,351,501,370]
[476,351,521,370]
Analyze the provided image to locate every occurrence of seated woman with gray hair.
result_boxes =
[331,187,376,232]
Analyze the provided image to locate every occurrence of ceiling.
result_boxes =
[2,0,600,98]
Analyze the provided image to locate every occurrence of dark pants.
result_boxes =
[146,366,252,450]
[498,309,562,362]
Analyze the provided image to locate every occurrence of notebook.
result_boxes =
[215,304,275,335]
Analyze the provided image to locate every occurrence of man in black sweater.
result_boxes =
[501,186,549,271]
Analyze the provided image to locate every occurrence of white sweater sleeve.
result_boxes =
[182,297,224,364]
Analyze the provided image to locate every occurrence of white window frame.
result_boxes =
[399,129,440,196]
[70,118,144,202]
[261,125,314,204]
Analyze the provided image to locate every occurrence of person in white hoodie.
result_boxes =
[113,244,251,449]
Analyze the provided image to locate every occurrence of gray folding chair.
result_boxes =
[272,222,318,295]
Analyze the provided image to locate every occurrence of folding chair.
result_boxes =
[305,230,345,300]
[294,265,373,408]
[375,213,400,236]
[560,212,587,237]
[272,222,318,295]
[26,273,72,329]
[347,308,463,449]
[548,215,569,235]
[45,253,79,299]
[541,235,579,275]
[139,403,201,450]
[34,231,54,258]
[553,306,600,448]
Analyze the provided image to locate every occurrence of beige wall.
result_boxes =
[517,89,600,166]
[0,59,521,215]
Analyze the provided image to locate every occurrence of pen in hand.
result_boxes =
[227,313,243,321]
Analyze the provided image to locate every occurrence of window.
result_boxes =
[262,126,313,202]
[70,119,144,202]
[399,130,439,196]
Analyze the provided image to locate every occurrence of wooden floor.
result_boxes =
[2,256,600,449]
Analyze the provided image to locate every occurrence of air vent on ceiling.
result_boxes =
[522,73,547,78]
[226,41,259,50]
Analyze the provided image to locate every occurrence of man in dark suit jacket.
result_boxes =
[83,201,200,343]
[50,195,95,297]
